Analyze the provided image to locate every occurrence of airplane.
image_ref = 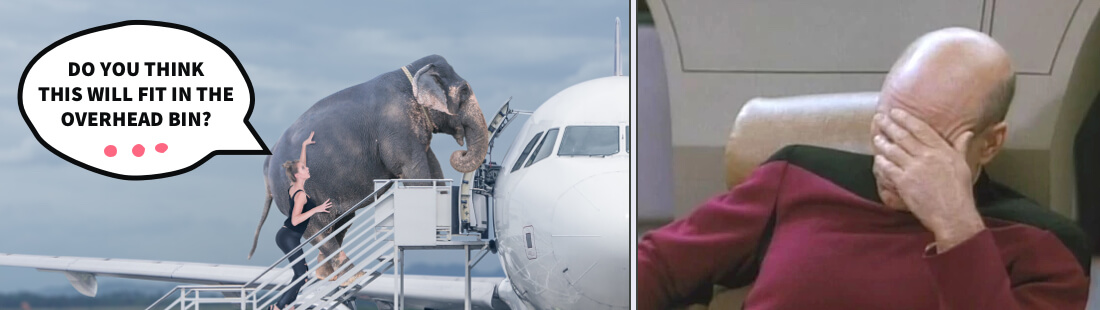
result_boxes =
[488,74,629,310]
[638,0,1100,308]
[0,37,630,310]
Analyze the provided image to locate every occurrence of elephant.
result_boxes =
[248,55,489,280]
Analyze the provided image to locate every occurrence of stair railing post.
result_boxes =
[465,244,472,310]
[395,245,404,310]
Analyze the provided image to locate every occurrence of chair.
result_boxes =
[688,91,880,309]
[724,92,879,188]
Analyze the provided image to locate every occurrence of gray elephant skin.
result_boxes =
[248,55,489,278]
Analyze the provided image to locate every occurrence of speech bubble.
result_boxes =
[19,20,269,180]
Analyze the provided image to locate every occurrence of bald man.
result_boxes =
[638,28,1090,309]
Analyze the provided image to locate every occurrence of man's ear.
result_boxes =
[978,121,1008,165]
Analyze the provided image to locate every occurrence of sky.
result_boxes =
[0,0,630,293]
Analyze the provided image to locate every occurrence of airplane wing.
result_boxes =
[0,253,510,310]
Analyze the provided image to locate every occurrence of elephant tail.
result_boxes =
[249,158,274,260]
[248,187,273,260]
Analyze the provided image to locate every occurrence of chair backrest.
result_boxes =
[725,92,880,188]
[703,92,879,310]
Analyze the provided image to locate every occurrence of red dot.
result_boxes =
[155,143,168,153]
[104,145,117,157]
[132,144,145,157]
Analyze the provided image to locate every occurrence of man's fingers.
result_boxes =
[874,155,904,181]
[875,113,922,155]
[889,109,947,148]
[873,134,911,167]
[871,160,897,189]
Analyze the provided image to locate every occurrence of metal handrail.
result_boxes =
[253,218,392,306]
[245,178,449,289]
[282,232,396,309]
[249,203,385,298]
[149,179,454,309]
[148,179,400,310]
[147,285,257,310]
[242,179,399,288]
[251,179,450,308]
[145,286,182,310]
[290,213,389,294]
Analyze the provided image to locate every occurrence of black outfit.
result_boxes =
[283,189,317,234]
[275,189,318,308]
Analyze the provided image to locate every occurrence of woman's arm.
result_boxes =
[290,193,331,226]
[300,131,315,167]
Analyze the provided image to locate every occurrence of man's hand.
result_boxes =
[872,109,985,252]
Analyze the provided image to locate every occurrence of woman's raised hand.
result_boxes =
[303,131,316,146]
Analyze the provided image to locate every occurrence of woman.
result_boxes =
[273,131,333,310]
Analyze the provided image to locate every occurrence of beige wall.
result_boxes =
[647,0,1100,218]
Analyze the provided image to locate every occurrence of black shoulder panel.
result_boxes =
[764,144,880,204]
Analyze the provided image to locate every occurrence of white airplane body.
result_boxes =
[0,74,630,310]
[492,75,630,310]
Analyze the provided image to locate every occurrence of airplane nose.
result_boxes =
[551,170,629,308]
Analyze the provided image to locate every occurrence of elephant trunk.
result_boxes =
[450,93,489,173]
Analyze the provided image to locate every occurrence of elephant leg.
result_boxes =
[304,222,338,280]
[316,251,333,279]
[313,218,366,286]
[327,215,356,281]
[395,152,434,187]
[380,137,434,181]
[330,250,367,286]
[426,148,445,179]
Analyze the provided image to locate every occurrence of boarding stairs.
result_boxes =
[146,178,492,310]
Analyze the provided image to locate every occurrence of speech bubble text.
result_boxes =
[19,20,270,180]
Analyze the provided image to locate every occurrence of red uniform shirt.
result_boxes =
[638,145,1089,309]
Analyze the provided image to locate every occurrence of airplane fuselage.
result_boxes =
[491,76,630,309]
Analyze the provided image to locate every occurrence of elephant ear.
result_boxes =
[411,64,452,115]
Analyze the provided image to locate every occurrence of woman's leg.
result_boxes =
[275,228,308,308]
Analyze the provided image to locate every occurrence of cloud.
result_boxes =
[338,29,608,67]
[562,58,619,88]
[0,37,21,53]
[0,137,37,163]
[0,0,93,15]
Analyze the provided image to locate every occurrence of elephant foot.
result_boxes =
[316,252,335,280]
[340,270,367,287]
[329,253,353,280]
[329,252,366,286]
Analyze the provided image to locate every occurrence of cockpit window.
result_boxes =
[558,126,620,156]
[511,132,543,172]
[525,128,559,167]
